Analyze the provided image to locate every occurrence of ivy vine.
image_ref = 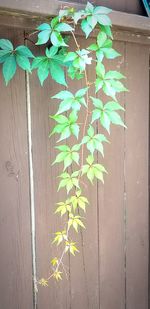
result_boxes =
[0,2,128,285]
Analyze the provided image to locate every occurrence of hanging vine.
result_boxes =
[0,2,127,285]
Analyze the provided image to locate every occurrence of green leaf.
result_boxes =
[49,61,67,86]
[88,43,98,51]
[86,155,94,165]
[104,101,124,111]
[87,15,97,29]
[103,80,116,99]
[58,126,71,142]
[51,114,68,124]
[87,168,95,183]
[106,110,125,127]
[82,155,107,183]
[81,19,93,38]
[37,64,49,86]
[3,55,16,85]
[100,111,111,133]
[52,90,73,100]
[16,54,31,72]
[15,46,34,58]
[87,125,94,137]
[91,97,103,108]
[103,48,120,59]
[68,214,85,232]
[73,11,84,24]
[55,145,70,151]
[70,123,79,139]
[92,110,102,123]
[95,79,104,92]
[51,16,59,28]
[94,6,112,14]
[56,23,74,32]
[105,71,125,80]
[56,99,72,114]
[51,31,67,47]
[53,152,68,164]
[53,144,80,170]
[75,87,88,97]
[100,25,113,38]
[58,171,79,193]
[97,15,111,26]
[97,31,107,47]
[55,200,71,216]
[46,46,58,58]
[36,30,51,45]
[71,152,79,165]
[0,39,13,50]
[110,80,128,92]
[71,192,89,212]
[64,52,77,62]
[0,50,11,63]
[37,23,51,31]
[96,62,105,78]
[85,1,94,12]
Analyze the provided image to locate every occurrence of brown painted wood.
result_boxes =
[0,0,58,15]
[98,41,126,309]
[60,0,146,15]
[0,9,149,36]
[0,0,146,16]
[125,42,149,309]
[0,27,33,309]
[0,18,149,309]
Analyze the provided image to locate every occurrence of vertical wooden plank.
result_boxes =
[125,43,149,309]
[69,36,99,309]
[29,54,70,307]
[0,27,33,309]
[0,0,58,15]
[98,41,125,309]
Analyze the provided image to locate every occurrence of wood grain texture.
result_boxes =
[0,0,58,15]
[0,27,33,309]
[98,41,126,309]
[59,0,146,15]
[125,43,149,309]
[0,0,145,16]
[0,21,149,309]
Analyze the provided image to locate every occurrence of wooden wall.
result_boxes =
[0,17,149,309]
[60,0,146,16]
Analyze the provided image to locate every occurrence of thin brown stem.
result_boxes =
[24,36,36,45]
[71,31,80,50]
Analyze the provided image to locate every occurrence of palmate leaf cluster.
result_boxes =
[0,1,128,284]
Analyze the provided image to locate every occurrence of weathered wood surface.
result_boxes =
[125,43,149,309]
[0,24,149,309]
[63,0,146,15]
[0,0,57,15]
[0,0,146,16]
[0,9,149,38]
[98,41,125,309]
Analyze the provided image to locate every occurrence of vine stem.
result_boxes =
[70,30,90,182]
[46,29,90,282]
[80,69,90,172]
